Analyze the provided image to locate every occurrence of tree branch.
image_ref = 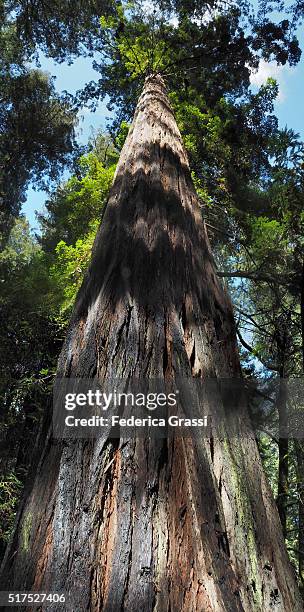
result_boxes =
[236,328,278,371]
[217,270,280,283]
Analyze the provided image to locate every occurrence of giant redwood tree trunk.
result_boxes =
[0,74,302,611]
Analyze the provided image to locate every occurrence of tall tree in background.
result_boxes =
[0,9,78,241]
[1,74,302,611]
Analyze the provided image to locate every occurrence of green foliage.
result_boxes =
[2,0,115,60]
[39,152,115,252]
[257,435,279,496]
[114,121,130,150]
[0,69,77,238]
[0,218,61,475]
[44,159,115,319]
[0,8,78,241]
[0,473,22,549]
[0,219,59,555]
[76,0,300,139]
[0,216,39,270]
[86,4,258,128]
[50,226,98,318]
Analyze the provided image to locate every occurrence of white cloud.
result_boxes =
[250,59,295,103]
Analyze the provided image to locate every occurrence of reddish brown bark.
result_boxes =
[277,380,289,540]
[0,74,302,611]
[295,440,304,597]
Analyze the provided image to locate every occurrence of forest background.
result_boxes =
[1,0,304,596]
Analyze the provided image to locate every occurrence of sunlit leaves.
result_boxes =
[50,226,98,317]
[39,151,115,251]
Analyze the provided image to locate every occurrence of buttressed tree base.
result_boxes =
[0,74,302,611]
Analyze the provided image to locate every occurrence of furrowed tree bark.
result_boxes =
[0,74,302,611]
[276,329,288,540]
[295,440,304,597]
[277,377,289,540]
[296,264,304,596]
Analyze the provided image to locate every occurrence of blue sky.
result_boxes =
[22,24,304,231]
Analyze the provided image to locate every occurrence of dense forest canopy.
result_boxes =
[1,0,304,603]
